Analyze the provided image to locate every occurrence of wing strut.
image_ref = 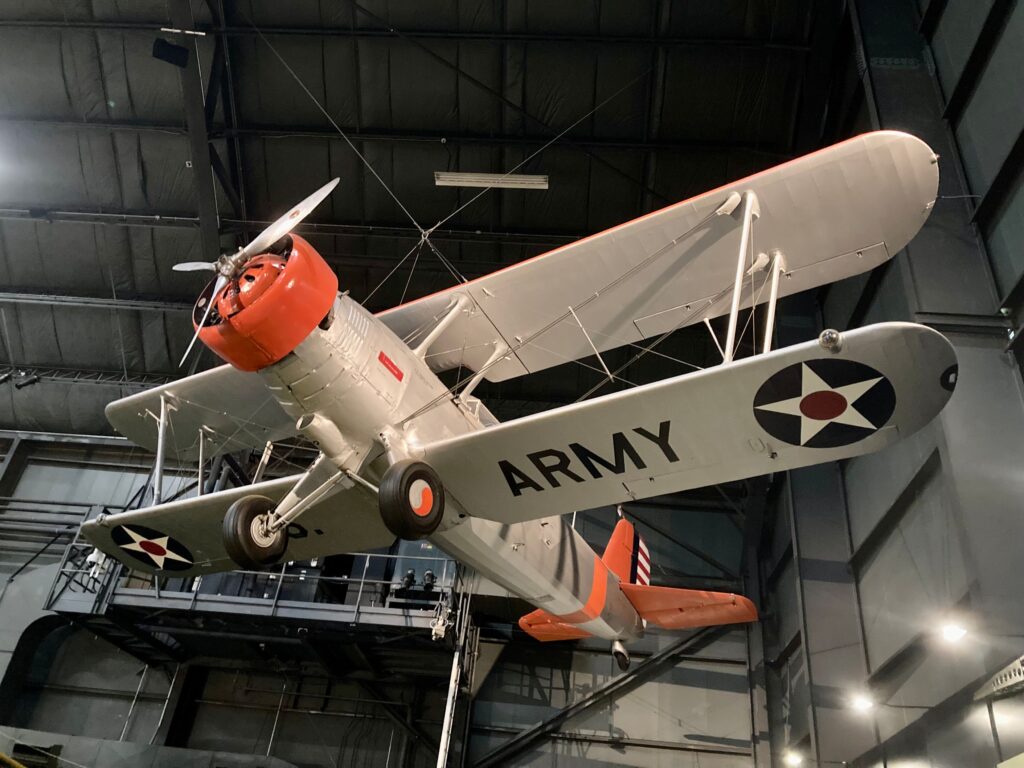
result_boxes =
[413,293,472,358]
[723,191,760,363]
[762,250,787,354]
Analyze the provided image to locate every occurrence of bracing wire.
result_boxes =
[240,11,424,235]
[241,9,472,293]
[427,67,653,235]
[400,240,424,305]
[242,8,653,309]
[363,238,426,304]
[397,201,730,426]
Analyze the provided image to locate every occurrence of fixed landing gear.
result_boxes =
[378,460,446,540]
[612,640,630,672]
[223,495,288,569]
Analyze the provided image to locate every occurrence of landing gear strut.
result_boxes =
[612,640,630,672]
[378,460,446,540]
[223,495,288,569]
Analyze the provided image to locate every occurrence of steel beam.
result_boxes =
[918,0,950,39]
[473,725,751,756]
[473,626,728,768]
[0,116,789,157]
[0,291,190,313]
[356,680,439,755]
[0,429,128,447]
[343,0,665,204]
[974,120,1024,233]
[791,0,847,153]
[0,365,173,388]
[941,0,1015,122]
[0,19,810,51]
[0,207,575,248]
[169,0,222,262]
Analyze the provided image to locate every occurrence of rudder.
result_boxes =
[601,511,650,586]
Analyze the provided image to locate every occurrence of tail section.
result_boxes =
[619,582,757,630]
[604,513,756,629]
[601,514,651,586]
[518,512,758,642]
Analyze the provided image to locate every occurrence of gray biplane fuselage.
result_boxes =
[264,291,645,642]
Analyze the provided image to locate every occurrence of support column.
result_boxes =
[787,464,876,765]
[168,0,222,262]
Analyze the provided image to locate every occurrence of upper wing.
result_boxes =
[379,131,937,382]
[105,365,296,458]
[422,322,956,524]
[80,474,395,577]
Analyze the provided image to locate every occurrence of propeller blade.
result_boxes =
[179,274,228,368]
[173,261,217,272]
[239,177,340,261]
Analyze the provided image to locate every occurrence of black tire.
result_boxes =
[222,495,288,569]
[613,650,630,672]
[379,460,445,540]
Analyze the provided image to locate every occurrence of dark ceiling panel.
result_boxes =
[0,0,848,433]
[665,0,813,43]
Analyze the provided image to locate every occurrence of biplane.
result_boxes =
[81,130,956,669]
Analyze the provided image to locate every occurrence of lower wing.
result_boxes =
[80,475,395,576]
[105,364,297,459]
[423,322,956,525]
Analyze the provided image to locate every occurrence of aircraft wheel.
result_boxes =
[379,460,445,540]
[223,495,288,569]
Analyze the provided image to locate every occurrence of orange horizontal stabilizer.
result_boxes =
[519,608,592,642]
[619,583,758,630]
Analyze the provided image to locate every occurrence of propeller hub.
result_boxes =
[176,177,340,368]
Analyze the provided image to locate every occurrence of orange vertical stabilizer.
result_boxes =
[601,517,634,582]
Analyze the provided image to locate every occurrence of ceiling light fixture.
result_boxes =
[783,750,804,766]
[14,373,39,390]
[433,171,549,190]
[850,693,874,713]
[940,622,968,643]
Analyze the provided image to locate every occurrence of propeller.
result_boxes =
[175,177,341,366]
[173,262,217,273]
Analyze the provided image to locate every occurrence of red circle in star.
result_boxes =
[799,390,847,420]
[139,540,167,557]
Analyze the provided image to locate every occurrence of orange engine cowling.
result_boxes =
[196,235,338,371]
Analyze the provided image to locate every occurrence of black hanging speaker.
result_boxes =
[152,37,189,68]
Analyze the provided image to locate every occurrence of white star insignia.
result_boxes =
[118,527,192,569]
[755,363,882,446]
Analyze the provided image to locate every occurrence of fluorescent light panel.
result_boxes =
[434,171,549,190]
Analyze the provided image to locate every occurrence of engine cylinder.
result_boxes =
[196,235,338,371]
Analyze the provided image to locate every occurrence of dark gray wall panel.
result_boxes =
[955,1,1024,195]
[930,0,996,97]
[983,172,1024,298]
[856,462,967,668]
